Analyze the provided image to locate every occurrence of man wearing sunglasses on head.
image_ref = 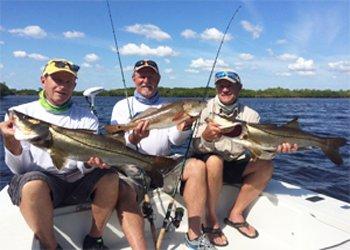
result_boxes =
[192,71,297,246]
[0,59,119,249]
[110,60,215,249]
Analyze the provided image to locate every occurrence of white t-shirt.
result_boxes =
[110,96,191,156]
[4,100,98,182]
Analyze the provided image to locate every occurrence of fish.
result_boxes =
[105,100,206,134]
[10,109,179,186]
[208,115,347,165]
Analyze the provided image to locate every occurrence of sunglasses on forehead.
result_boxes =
[134,60,158,70]
[52,60,80,72]
[215,71,240,83]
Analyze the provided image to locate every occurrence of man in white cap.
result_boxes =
[111,59,216,249]
[192,71,297,246]
[0,59,119,249]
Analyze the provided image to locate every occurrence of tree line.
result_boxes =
[1,82,349,98]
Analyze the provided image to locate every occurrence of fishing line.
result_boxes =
[175,5,242,194]
[105,0,133,119]
[156,5,242,249]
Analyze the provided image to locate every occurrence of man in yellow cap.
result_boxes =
[0,59,119,249]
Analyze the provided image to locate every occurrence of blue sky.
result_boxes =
[1,0,349,91]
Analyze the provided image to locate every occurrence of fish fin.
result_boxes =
[321,137,347,165]
[147,170,164,188]
[105,133,126,144]
[247,146,263,160]
[105,124,128,134]
[49,148,68,170]
[172,111,186,122]
[132,107,159,120]
[282,117,300,129]
[152,156,178,171]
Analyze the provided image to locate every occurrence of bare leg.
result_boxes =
[116,180,147,250]
[20,180,57,250]
[227,160,273,237]
[205,155,227,245]
[182,158,207,241]
[89,173,119,237]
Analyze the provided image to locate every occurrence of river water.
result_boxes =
[1,96,349,202]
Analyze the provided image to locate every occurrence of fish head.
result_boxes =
[10,110,50,141]
[183,100,207,117]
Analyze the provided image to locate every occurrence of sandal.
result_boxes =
[224,217,259,239]
[202,224,229,247]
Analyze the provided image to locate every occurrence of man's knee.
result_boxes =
[183,159,206,181]
[94,173,119,194]
[21,179,51,199]
[257,160,274,181]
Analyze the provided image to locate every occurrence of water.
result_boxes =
[1,96,349,202]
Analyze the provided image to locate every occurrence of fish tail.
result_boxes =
[105,124,129,134]
[321,137,347,165]
[152,156,178,171]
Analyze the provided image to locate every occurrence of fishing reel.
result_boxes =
[172,207,184,228]
[163,204,185,231]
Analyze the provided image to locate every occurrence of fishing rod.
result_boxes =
[105,0,133,119]
[105,0,158,247]
[155,5,242,250]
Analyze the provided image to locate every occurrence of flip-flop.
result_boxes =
[224,217,259,239]
[202,225,229,247]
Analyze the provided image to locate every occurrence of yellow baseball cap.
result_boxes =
[42,59,80,78]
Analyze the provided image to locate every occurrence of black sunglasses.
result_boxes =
[53,60,80,72]
[134,60,158,70]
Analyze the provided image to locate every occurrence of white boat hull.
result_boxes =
[1,179,349,249]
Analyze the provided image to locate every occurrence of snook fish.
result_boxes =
[209,115,347,165]
[11,110,178,185]
[105,100,206,134]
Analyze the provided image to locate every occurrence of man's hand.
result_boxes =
[277,143,298,153]
[87,157,110,169]
[177,116,197,131]
[0,117,15,138]
[202,119,222,142]
[129,120,150,145]
[0,116,22,155]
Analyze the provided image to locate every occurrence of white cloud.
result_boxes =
[276,39,287,45]
[0,63,3,69]
[164,68,173,74]
[28,53,48,61]
[189,58,229,71]
[276,72,291,76]
[0,41,4,45]
[288,57,316,75]
[13,50,48,61]
[9,25,47,38]
[84,53,99,63]
[164,58,170,64]
[241,20,262,39]
[266,48,274,56]
[277,53,298,61]
[63,30,85,39]
[13,51,27,58]
[239,53,254,61]
[181,29,197,39]
[328,61,350,74]
[200,28,232,42]
[120,43,177,57]
[81,62,92,68]
[125,24,171,41]
[185,69,199,74]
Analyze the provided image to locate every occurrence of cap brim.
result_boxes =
[43,68,77,78]
[215,76,239,85]
[134,65,159,74]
